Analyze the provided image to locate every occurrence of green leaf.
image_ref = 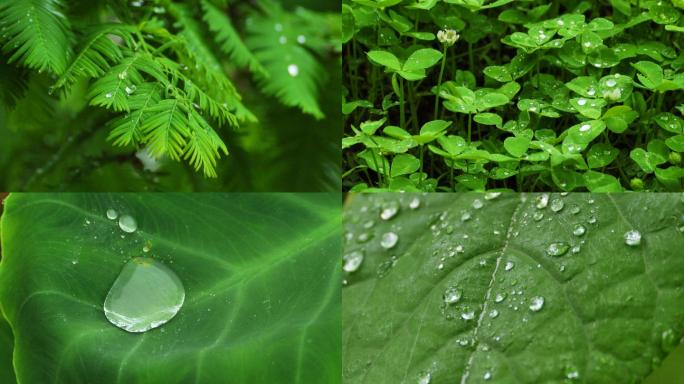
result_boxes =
[603,105,639,133]
[587,143,619,168]
[503,136,530,157]
[630,148,667,173]
[583,170,623,191]
[654,113,684,134]
[343,193,684,383]
[367,50,402,71]
[562,120,606,154]
[666,135,684,152]
[0,0,71,74]
[391,154,420,177]
[402,48,443,71]
[570,97,606,119]
[473,112,503,127]
[632,61,664,89]
[416,120,452,144]
[0,193,340,383]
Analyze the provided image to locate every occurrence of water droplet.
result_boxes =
[494,293,506,303]
[125,84,136,95]
[571,245,581,254]
[587,88,596,96]
[278,35,287,44]
[106,209,118,220]
[409,197,421,209]
[105,92,113,99]
[343,251,364,272]
[104,257,184,333]
[546,242,569,257]
[577,98,587,106]
[535,194,549,209]
[461,212,471,221]
[118,215,137,233]
[579,124,591,132]
[550,198,564,212]
[606,79,617,87]
[472,199,483,209]
[488,309,499,318]
[504,261,514,271]
[461,310,475,320]
[418,371,431,384]
[380,232,398,249]
[297,35,306,44]
[274,23,283,32]
[485,192,501,200]
[71,260,78,265]
[357,233,370,243]
[533,211,544,221]
[572,224,586,236]
[443,286,462,304]
[380,203,399,220]
[570,205,581,214]
[624,230,641,246]
[118,71,128,80]
[529,296,544,312]
[588,215,597,224]
[483,371,492,380]
[287,64,299,77]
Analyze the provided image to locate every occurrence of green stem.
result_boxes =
[434,45,448,119]
[419,145,425,186]
[399,77,406,129]
[467,113,472,144]
[468,42,474,73]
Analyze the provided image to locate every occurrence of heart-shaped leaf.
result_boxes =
[504,136,530,157]
[367,50,402,71]
[402,48,443,72]
[343,193,684,383]
[474,112,503,128]
[0,194,341,383]
[391,154,420,177]
[630,148,667,173]
[603,105,639,133]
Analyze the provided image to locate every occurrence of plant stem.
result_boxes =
[399,77,406,129]
[434,45,448,119]
[467,113,472,143]
[468,42,474,73]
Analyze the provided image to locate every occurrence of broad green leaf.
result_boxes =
[367,50,402,71]
[383,126,412,140]
[434,135,467,156]
[391,154,420,177]
[343,193,684,383]
[483,66,513,82]
[503,136,530,157]
[666,135,684,152]
[416,120,452,144]
[402,48,443,71]
[654,113,684,134]
[630,148,667,173]
[569,97,606,119]
[565,76,599,98]
[0,311,15,384]
[632,61,664,89]
[361,118,387,135]
[0,194,341,384]
[562,120,606,154]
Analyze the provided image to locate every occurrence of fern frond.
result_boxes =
[53,24,135,91]
[184,108,229,177]
[141,98,191,161]
[0,60,28,108]
[0,0,71,74]
[200,0,265,75]
[245,1,326,119]
[107,82,162,146]
[87,53,166,112]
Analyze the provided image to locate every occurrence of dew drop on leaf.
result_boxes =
[533,211,544,221]
[484,371,492,380]
[118,215,137,233]
[495,293,506,303]
[461,212,471,222]
[472,199,483,209]
[484,192,501,200]
[579,123,591,132]
[546,242,569,256]
[380,232,398,249]
[104,257,185,333]
[287,64,299,77]
[529,296,544,312]
[571,245,581,254]
[380,202,399,220]
[343,251,364,272]
[443,286,462,304]
[588,215,597,224]
[461,310,475,320]
[550,198,564,212]
[570,205,581,214]
[577,98,587,106]
[535,193,549,209]
[417,371,431,384]
[572,224,586,236]
[504,261,514,271]
[409,197,421,209]
[624,230,641,246]
[106,209,118,220]
[488,309,498,318]
[105,92,113,99]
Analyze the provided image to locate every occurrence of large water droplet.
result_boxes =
[380,203,399,220]
[409,197,421,209]
[287,64,299,77]
[572,224,586,236]
[550,198,564,212]
[483,371,492,380]
[343,251,363,272]
[546,242,569,257]
[380,232,398,249]
[485,192,501,200]
[624,230,641,246]
[535,194,549,209]
[504,261,514,271]
[118,215,137,233]
[461,212,471,222]
[529,296,544,312]
[418,371,431,384]
[461,310,475,320]
[472,199,483,209]
[106,209,118,220]
[104,258,184,333]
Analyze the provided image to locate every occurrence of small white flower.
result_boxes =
[437,29,460,46]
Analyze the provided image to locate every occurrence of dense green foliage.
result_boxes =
[0,0,340,191]
[343,192,684,383]
[343,0,684,192]
[0,193,341,383]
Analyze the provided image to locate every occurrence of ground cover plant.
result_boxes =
[0,0,340,191]
[0,193,341,383]
[343,192,684,383]
[343,0,684,192]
